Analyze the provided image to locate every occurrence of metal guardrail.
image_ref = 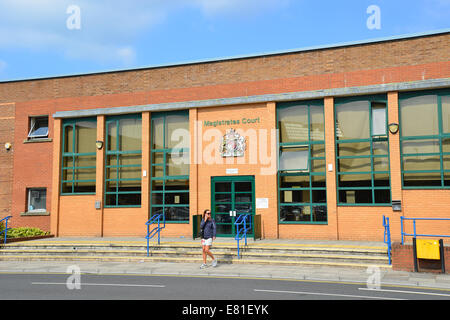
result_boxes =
[234,214,251,259]
[401,216,450,245]
[145,213,165,257]
[0,216,12,245]
[383,215,392,265]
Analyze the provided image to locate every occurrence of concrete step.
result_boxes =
[2,241,388,254]
[0,255,391,270]
[0,240,391,269]
[0,243,388,259]
[0,248,388,264]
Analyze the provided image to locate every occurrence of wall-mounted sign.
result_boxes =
[226,168,239,174]
[256,198,269,209]
[220,128,246,157]
[204,117,260,128]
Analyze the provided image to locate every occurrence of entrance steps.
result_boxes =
[0,237,391,269]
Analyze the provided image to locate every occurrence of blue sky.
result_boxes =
[0,0,449,81]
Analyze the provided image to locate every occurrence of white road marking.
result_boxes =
[31,282,165,288]
[254,289,403,300]
[359,287,450,298]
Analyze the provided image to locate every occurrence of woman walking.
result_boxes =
[200,209,217,269]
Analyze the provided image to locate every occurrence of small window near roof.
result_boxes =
[28,116,49,139]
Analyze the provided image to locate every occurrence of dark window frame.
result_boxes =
[277,100,327,224]
[334,95,391,206]
[61,117,97,195]
[150,111,190,223]
[399,89,450,189]
[105,114,142,207]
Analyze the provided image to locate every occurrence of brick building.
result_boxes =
[0,30,449,242]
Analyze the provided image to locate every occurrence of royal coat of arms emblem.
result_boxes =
[220,128,246,157]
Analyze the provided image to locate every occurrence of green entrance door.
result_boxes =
[211,176,255,237]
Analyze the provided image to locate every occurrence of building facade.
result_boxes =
[0,30,449,242]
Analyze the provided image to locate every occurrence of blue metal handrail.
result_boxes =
[145,213,165,257]
[401,217,450,245]
[0,216,12,245]
[234,214,252,259]
[382,215,391,265]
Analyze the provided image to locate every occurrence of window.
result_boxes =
[105,114,142,207]
[27,188,46,212]
[400,89,450,188]
[151,111,189,222]
[372,103,387,136]
[61,118,97,194]
[277,100,327,223]
[28,116,49,139]
[279,146,309,171]
[335,95,391,205]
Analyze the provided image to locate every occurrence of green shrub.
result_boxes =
[7,227,50,238]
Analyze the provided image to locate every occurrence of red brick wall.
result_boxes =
[392,242,450,273]
[0,103,14,220]
[9,101,54,231]
[0,32,448,237]
[0,33,448,104]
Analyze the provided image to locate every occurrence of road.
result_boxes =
[1,272,450,301]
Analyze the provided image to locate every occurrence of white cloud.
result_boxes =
[0,0,162,66]
[0,26,137,66]
[423,0,450,20]
[0,0,290,65]
[191,0,290,17]
[116,47,137,66]
[0,60,7,73]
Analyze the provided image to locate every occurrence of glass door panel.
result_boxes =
[211,176,254,237]
[235,181,252,192]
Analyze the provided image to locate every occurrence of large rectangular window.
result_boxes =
[400,89,450,188]
[277,100,327,223]
[151,111,190,222]
[105,114,142,207]
[335,95,391,205]
[61,118,97,194]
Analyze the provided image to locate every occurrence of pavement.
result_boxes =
[1,236,450,291]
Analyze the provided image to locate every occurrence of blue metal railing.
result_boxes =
[234,214,252,259]
[0,216,12,245]
[145,213,165,257]
[382,215,392,265]
[401,217,450,245]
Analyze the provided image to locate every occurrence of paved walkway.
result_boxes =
[1,236,450,290]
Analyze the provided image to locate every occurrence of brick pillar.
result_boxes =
[387,92,403,242]
[324,97,338,240]
[142,112,151,221]
[264,101,279,239]
[50,118,62,236]
[96,115,105,236]
[189,108,199,226]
